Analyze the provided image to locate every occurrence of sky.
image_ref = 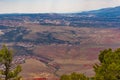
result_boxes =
[0,0,120,13]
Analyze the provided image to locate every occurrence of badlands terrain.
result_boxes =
[0,6,120,79]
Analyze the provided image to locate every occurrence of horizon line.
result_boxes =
[0,6,119,14]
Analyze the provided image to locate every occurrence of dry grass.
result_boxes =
[21,59,55,78]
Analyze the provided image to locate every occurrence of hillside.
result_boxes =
[77,6,120,18]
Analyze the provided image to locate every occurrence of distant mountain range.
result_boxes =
[1,6,120,17]
[0,6,120,28]
[77,6,120,18]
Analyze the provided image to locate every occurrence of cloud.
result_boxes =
[0,0,120,13]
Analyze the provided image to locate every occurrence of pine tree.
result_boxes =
[60,72,89,80]
[60,74,71,80]
[93,48,120,80]
[0,45,22,80]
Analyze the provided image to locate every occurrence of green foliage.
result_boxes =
[71,72,89,80]
[93,48,120,80]
[60,72,89,80]
[60,74,71,80]
[0,45,22,80]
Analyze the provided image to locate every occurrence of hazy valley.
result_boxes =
[0,6,120,79]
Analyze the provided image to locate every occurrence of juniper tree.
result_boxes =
[94,48,120,80]
[60,72,89,80]
[0,45,22,80]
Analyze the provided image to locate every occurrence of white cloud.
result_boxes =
[0,0,120,13]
